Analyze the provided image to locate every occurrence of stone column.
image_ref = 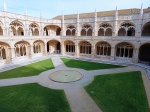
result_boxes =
[61,42,65,55]
[29,45,34,58]
[91,45,95,58]
[110,47,115,60]
[132,47,139,63]
[75,44,79,57]
[10,47,16,62]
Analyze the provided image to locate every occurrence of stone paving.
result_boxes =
[0,55,150,112]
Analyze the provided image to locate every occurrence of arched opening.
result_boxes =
[66,25,76,36]
[10,20,24,36]
[44,25,61,36]
[79,41,91,55]
[118,22,135,36]
[96,42,111,56]
[116,42,133,59]
[139,43,150,63]
[47,40,61,54]
[14,41,29,57]
[64,40,75,55]
[0,42,10,63]
[29,23,39,36]
[81,24,92,36]
[0,46,6,60]
[33,40,44,54]
[0,27,3,35]
[98,23,112,36]
[142,22,150,36]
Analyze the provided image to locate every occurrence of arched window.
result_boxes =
[44,25,61,36]
[10,20,24,36]
[116,42,133,58]
[81,24,92,36]
[29,23,39,36]
[96,42,111,56]
[0,46,6,60]
[142,22,150,36]
[14,41,29,57]
[65,41,75,52]
[98,23,112,36]
[33,42,41,53]
[118,22,135,36]
[80,41,91,54]
[66,25,76,36]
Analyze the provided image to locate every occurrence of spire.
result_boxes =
[77,11,79,22]
[115,6,118,17]
[140,3,143,15]
[24,6,27,16]
[95,9,97,18]
[3,1,7,11]
[62,12,64,21]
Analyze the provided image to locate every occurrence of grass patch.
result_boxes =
[61,58,123,70]
[0,83,71,112]
[0,59,54,79]
[85,71,150,112]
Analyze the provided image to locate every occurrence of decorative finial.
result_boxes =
[115,6,118,16]
[4,1,7,11]
[25,6,27,15]
[95,9,97,18]
[140,3,143,15]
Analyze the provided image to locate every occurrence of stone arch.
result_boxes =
[79,41,92,54]
[66,25,76,36]
[47,40,61,54]
[139,43,150,62]
[81,24,92,36]
[64,40,75,53]
[98,23,112,36]
[10,20,24,36]
[44,25,61,36]
[29,23,39,36]
[14,41,30,57]
[0,42,10,61]
[96,41,111,56]
[115,42,134,58]
[142,21,150,36]
[0,21,4,35]
[33,40,45,54]
[118,22,135,36]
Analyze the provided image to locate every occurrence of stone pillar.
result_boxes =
[132,47,139,63]
[75,44,79,57]
[29,45,34,58]
[10,47,16,61]
[110,47,115,60]
[61,42,65,55]
[93,10,97,36]
[76,12,80,38]
[91,45,95,58]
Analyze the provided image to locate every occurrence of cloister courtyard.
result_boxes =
[0,55,150,112]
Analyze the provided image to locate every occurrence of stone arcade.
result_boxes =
[0,3,150,65]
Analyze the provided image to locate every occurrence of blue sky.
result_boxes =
[0,0,149,19]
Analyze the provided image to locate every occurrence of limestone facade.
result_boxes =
[0,7,150,65]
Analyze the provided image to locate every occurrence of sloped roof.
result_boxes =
[53,8,150,20]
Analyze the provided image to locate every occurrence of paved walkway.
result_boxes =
[0,56,150,112]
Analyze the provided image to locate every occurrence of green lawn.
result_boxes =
[85,71,150,112]
[0,59,54,79]
[0,83,71,112]
[61,58,123,70]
